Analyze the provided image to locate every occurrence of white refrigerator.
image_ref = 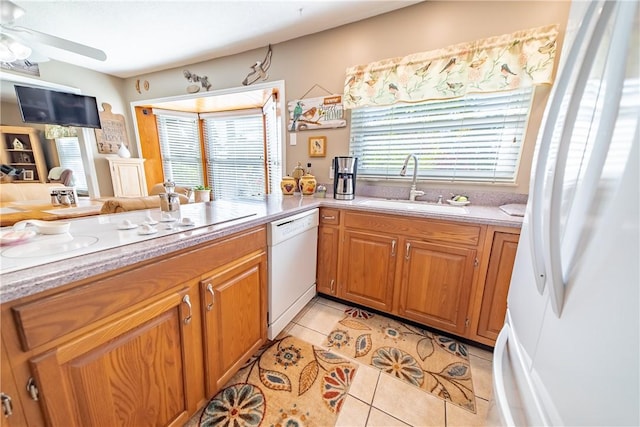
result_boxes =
[491,0,639,425]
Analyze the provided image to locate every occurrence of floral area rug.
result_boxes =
[199,335,357,426]
[324,307,476,413]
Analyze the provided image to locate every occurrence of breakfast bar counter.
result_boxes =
[0,195,523,303]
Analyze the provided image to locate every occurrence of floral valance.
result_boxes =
[343,24,559,109]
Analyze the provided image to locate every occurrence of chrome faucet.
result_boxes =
[400,153,425,201]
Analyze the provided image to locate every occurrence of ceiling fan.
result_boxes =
[0,0,106,63]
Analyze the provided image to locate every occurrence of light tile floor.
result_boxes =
[187,296,494,426]
[280,296,495,427]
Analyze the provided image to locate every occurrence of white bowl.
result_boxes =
[447,199,470,206]
[13,219,71,235]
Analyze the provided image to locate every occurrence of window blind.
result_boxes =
[55,137,87,193]
[155,112,203,188]
[202,110,266,199]
[349,88,534,182]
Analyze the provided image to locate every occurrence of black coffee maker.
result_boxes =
[333,156,358,200]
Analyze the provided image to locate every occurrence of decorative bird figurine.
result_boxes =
[242,44,273,86]
[183,70,213,92]
[501,63,517,76]
[440,57,457,74]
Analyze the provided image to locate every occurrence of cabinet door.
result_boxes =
[29,287,198,427]
[476,232,519,341]
[1,340,28,427]
[398,240,476,335]
[317,225,339,296]
[338,229,397,312]
[201,251,267,397]
[109,158,148,197]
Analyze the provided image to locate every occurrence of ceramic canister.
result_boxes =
[280,176,296,195]
[299,173,317,195]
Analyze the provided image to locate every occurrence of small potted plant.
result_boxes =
[193,185,212,203]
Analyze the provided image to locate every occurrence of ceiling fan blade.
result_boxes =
[3,25,106,61]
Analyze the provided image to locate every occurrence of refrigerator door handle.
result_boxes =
[547,1,616,317]
[528,0,602,295]
[559,0,637,286]
[492,325,517,427]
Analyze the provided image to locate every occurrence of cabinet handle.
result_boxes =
[182,295,192,324]
[1,393,12,417]
[405,242,411,260]
[322,215,336,220]
[26,377,39,401]
[330,279,335,293]
[391,240,397,257]
[206,283,215,311]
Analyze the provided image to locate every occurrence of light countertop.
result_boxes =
[0,195,523,303]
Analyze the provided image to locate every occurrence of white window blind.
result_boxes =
[55,137,87,193]
[202,110,266,199]
[154,111,203,188]
[349,88,534,182]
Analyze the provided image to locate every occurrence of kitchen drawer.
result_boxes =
[11,226,266,351]
[343,211,482,247]
[319,208,340,225]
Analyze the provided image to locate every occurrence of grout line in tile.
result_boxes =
[444,397,448,427]
[369,407,414,427]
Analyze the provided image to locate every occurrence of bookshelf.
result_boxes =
[0,125,47,183]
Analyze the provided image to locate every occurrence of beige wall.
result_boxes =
[1,62,128,196]
[1,1,571,197]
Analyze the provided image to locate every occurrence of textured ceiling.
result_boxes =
[9,0,421,78]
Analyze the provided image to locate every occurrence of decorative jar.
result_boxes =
[280,175,296,195]
[299,173,317,196]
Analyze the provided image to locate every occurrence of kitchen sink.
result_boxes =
[359,199,468,214]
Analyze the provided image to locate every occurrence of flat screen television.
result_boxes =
[14,85,102,129]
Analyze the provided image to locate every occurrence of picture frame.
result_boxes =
[22,170,34,181]
[308,136,326,157]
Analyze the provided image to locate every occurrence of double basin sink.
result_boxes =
[359,199,468,214]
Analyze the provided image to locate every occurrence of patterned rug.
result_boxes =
[199,335,357,426]
[324,306,476,413]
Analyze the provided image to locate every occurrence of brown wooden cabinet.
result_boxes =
[316,208,341,296]
[1,226,267,427]
[200,251,267,397]
[329,210,491,341]
[1,340,28,427]
[397,239,477,335]
[0,126,47,183]
[338,228,397,312]
[471,228,520,345]
[28,286,199,427]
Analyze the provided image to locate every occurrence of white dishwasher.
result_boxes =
[267,208,319,339]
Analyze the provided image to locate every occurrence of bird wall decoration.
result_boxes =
[183,70,212,93]
[242,44,273,86]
